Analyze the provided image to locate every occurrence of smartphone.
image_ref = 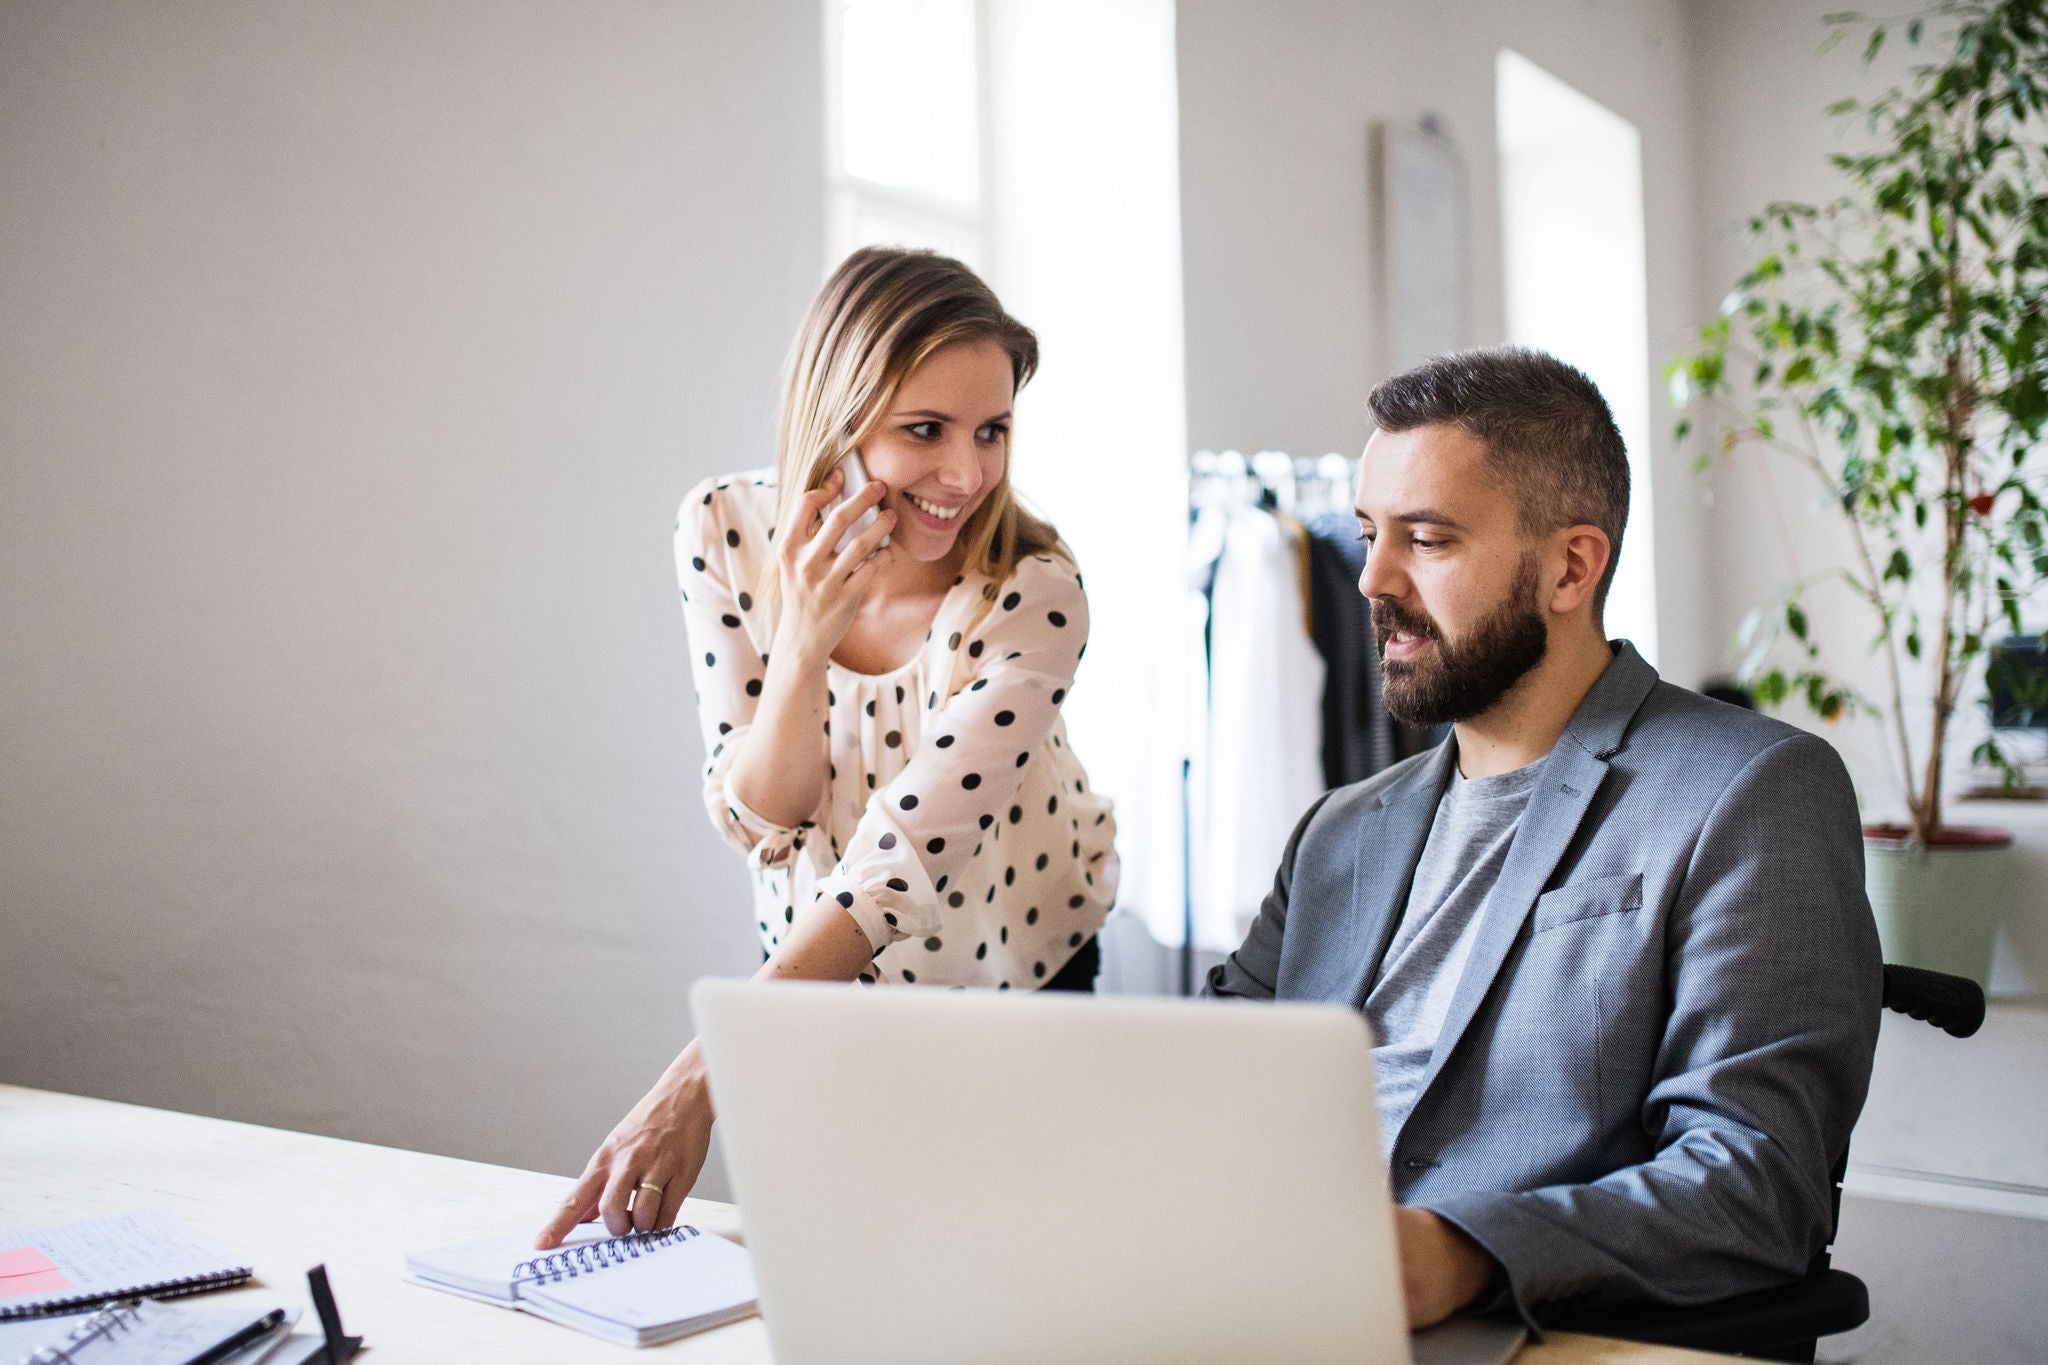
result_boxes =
[830,451,890,555]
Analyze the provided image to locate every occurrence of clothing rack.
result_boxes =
[1180,449,1364,994]
[1188,449,1357,521]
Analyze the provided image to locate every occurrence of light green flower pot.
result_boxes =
[1862,827,2010,990]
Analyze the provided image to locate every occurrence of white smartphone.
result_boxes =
[830,451,890,555]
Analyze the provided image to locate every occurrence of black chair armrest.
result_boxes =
[1544,1269,1869,1363]
[1881,964,1986,1038]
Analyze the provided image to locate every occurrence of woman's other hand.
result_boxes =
[534,904,878,1250]
[773,467,895,661]
[535,1041,716,1249]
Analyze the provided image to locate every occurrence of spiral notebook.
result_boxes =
[404,1224,757,1348]
[0,1210,251,1321]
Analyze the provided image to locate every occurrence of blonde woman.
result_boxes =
[536,247,1117,1248]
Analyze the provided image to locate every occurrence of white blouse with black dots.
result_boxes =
[675,472,1119,990]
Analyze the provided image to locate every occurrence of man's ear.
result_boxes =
[1547,525,1612,617]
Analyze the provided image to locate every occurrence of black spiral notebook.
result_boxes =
[0,1209,252,1321]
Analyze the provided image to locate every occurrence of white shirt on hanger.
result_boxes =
[1195,504,1326,951]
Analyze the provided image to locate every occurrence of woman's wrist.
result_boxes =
[769,619,834,676]
[661,1039,715,1119]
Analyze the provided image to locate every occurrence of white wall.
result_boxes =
[1175,0,1713,693]
[0,0,822,1197]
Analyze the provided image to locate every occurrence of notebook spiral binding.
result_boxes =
[23,1299,144,1365]
[0,1267,252,1321]
[511,1225,700,1285]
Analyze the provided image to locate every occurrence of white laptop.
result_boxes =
[693,981,1527,1365]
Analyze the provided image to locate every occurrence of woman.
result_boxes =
[536,247,1116,1249]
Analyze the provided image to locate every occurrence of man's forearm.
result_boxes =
[1395,1206,1498,1328]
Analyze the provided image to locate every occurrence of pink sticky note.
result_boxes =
[0,1247,69,1297]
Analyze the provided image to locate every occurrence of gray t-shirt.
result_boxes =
[1365,758,1542,1160]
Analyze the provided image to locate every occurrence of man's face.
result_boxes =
[1353,424,1550,727]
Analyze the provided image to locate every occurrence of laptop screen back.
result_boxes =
[694,983,1411,1365]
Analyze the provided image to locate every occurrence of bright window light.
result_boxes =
[827,0,987,268]
[839,0,980,206]
[1496,49,1659,666]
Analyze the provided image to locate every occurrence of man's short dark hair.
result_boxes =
[1367,347,1630,615]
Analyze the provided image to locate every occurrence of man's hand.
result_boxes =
[1394,1206,1498,1329]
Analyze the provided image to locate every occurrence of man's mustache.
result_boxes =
[1370,598,1439,648]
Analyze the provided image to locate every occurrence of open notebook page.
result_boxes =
[520,1231,757,1341]
[403,1224,615,1302]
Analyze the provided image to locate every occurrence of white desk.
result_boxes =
[0,1086,1738,1363]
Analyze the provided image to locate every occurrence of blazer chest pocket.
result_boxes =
[1532,871,1644,933]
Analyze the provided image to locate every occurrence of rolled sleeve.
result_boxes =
[677,476,795,862]
[702,736,808,871]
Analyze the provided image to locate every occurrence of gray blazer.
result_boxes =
[1208,644,1882,1322]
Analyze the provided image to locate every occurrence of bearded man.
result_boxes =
[1208,348,1881,1336]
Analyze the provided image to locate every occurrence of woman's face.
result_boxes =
[857,339,1014,563]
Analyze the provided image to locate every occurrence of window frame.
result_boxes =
[823,0,996,272]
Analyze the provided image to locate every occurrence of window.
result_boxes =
[1496,49,1659,664]
[826,0,990,270]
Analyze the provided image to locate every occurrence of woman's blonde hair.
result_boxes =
[760,246,1060,624]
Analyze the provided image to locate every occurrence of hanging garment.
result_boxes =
[1197,506,1326,950]
[1143,502,1231,952]
[1305,514,1398,786]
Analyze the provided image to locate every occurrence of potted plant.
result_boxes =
[1669,0,2048,987]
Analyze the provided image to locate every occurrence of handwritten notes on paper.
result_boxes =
[0,1247,70,1298]
[0,1208,248,1317]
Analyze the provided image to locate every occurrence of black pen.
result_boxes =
[178,1307,287,1365]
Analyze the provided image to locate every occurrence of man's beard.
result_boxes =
[1372,557,1549,726]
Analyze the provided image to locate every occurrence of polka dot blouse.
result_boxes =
[676,472,1119,989]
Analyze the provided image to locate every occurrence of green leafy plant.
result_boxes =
[1671,0,2048,843]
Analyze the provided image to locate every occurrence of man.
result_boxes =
[1209,348,1881,1332]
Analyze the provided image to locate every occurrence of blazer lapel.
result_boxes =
[1406,642,1659,1104]
[1322,744,1454,1008]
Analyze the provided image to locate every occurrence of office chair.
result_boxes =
[1547,964,1987,1363]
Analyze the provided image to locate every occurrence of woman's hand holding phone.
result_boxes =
[830,452,890,555]
[773,463,896,661]
[720,462,891,835]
